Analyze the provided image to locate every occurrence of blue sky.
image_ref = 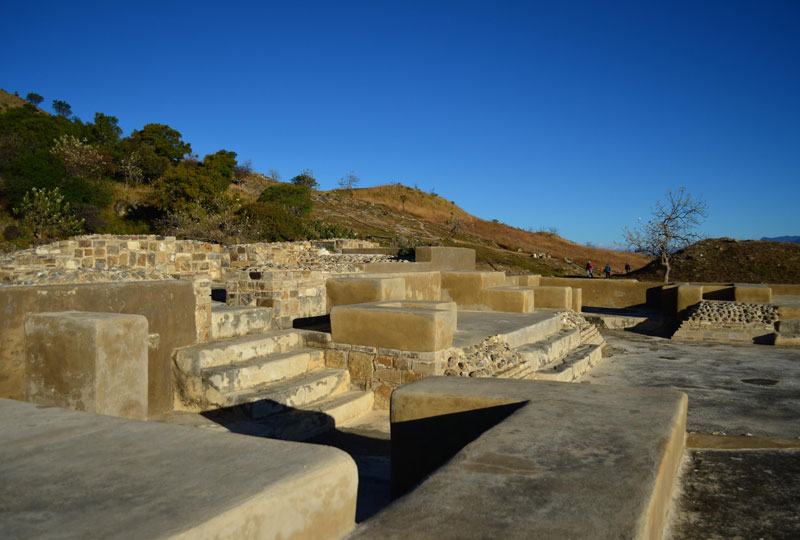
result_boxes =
[2,1,798,247]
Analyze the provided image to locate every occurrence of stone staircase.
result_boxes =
[494,315,604,382]
[172,304,374,441]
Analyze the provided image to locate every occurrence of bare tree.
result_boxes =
[623,187,708,282]
[338,171,359,192]
[267,168,281,181]
[399,194,408,212]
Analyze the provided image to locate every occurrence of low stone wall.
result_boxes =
[539,277,660,309]
[0,235,381,285]
[672,300,778,344]
[226,269,329,328]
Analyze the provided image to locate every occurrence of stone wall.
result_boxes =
[0,235,384,339]
[226,269,329,328]
[672,300,778,344]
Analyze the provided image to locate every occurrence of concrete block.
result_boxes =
[778,319,800,334]
[356,271,442,301]
[415,246,476,270]
[531,286,572,309]
[677,285,704,314]
[507,274,541,287]
[348,377,687,540]
[571,287,583,312]
[441,271,506,308]
[734,284,772,304]
[480,286,535,313]
[0,398,357,540]
[331,301,457,352]
[25,311,148,420]
[326,276,406,312]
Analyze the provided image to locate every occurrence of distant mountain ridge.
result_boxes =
[761,236,800,244]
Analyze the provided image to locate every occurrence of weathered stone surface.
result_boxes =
[349,377,687,540]
[25,311,148,420]
[0,398,358,540]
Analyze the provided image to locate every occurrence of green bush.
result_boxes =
[13,186,84,242]
[257,184,312,218]
[239,202,306,242]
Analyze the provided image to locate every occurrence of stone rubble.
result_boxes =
[685,300,778,326]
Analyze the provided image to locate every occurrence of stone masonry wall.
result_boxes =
[672,300,778,344]
[0,235,382,340]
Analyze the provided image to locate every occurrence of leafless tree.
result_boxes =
[267,168,281,181]
[338,171,359,191]
[623,187,708,282]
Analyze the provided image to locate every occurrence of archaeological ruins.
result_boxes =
[1,235,799,538]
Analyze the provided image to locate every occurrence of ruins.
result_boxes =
[1,234,798,538]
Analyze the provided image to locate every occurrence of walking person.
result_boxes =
[586,260,594,278]
[604,264,611,278]
[625,262,631,274]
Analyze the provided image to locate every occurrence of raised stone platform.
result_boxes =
[0,398,358,539]
[349,377,687,540]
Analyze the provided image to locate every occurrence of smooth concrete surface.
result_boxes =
[451,309,562,349]
[331,301,457,352]
[348,377,687,540]
[414,246,476,271]
[348,271,442,302]
[539,276,659,309]
[25,312,148,420]
[0,398,358,540]
[506,274,540,287]
[479,286,534,313]
[0,281,197,416]
[775,295,800,320]
[530,285,572,309]
[584,330,800,438]
[676,284,704,314]
[440,271,506,309]
[733,283,772,304]
[326,276,406,312]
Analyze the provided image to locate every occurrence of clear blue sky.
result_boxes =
[2,1,798,247]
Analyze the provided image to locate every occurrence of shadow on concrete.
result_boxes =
[200,402,392,523]
[391,402,526,499]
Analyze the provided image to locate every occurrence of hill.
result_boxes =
[761,235,800,244]
[627,238,800,284]
[0,89,43,114]
[306,183,650,276]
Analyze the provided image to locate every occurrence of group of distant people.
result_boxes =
[585,261,631,278]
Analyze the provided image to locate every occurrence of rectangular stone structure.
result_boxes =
[326,275,406,312]
[25,311,149,420]
[348,377,687,540]
[440,271,506,308]
[734,284,772,304]
[331,301,457,352]
[0,398,357,540]
[415,246,476,270]
[530,285,572,309]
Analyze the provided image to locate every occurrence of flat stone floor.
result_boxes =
[582,330,800,438]
[579,329,800,539]
[452,309,560,348]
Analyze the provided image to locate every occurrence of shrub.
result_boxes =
[257,184,312,218]
[13,187,84,242]
[289,169,318,189]
[239,202,306,242]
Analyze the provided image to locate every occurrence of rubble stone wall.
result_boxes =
[672,300,778,344]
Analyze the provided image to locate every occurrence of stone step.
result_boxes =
[227,368,352,419]
[580,325,605,345]
[210,304,273,340]
[535,344,603,382]
[515,328,582,368]
[225,390,375,441]
[202,348,324,394]
[497,314,562,349]
[496,362,537,380]
[174,330,307,373]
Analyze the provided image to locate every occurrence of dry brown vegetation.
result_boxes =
[316,184,651,276]
[629,238,800,284]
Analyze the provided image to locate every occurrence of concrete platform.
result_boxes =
[584,330,800,438]
[451,309,562,349]
[350,377,687,540]
[0,398,358,540]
